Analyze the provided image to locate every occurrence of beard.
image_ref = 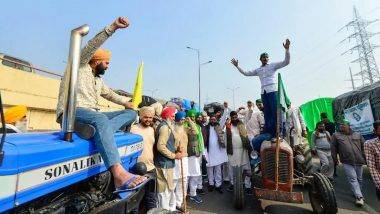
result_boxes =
[140,121,151,127]
[210,122,217,126]
[15,121,28,132]
[95,64,106,76]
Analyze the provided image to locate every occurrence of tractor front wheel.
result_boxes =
[233,166,245,209]
[308,173,337,214]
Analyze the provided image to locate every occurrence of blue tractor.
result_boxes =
[0,25,147,213]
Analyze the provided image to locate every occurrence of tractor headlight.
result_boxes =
[250,150,259,160]
[295,154,305,164]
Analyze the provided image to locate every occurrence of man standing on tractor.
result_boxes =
[231,39,291,137]
[130,106,157,212]
[331,120,366,207]
[56,17,147,192]
[155,107,184,211]
[225,111,252,195]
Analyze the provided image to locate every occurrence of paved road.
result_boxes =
[187,165,380,214]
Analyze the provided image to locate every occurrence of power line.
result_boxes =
[340,6,380,86]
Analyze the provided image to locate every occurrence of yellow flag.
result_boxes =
[132,61,144,108]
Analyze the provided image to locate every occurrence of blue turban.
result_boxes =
[175,111,187,122]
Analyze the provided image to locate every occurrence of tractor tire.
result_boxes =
[251,174,263,189]
[233,166,245,210]
[297,143,314,175]
[308,173,337,214]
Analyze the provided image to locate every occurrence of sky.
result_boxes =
[1,0,380,109]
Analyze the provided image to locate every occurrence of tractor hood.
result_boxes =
[0,131,143,176]
[0,131,143,212]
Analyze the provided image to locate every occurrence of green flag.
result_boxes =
[277,73,291,112]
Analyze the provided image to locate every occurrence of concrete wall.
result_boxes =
[0,64,126,131]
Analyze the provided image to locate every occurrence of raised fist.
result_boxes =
[113,17,130,30]
[231,58,239,67]
[283,39,290,50]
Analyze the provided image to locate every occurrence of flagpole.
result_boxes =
[274,73,281,191]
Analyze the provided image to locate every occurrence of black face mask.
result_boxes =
[231,119,239,126]
[318,128,324,132]
[95,64,106,76]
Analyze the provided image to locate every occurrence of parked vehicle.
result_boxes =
[0,25,147,214]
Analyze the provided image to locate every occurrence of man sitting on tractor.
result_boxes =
[56,17,146,192]
[4,105,28,133]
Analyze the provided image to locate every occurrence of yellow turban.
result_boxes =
[139,106,155,117]
[4,105,27,124]
[91,49,111,62]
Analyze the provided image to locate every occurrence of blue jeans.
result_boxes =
[251,133,272,152]
[342,164,363,198]
[261,91,277,137]
[75,107,137,168]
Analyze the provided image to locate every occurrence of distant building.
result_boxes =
[0,53,128,131]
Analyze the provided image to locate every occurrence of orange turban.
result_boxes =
[4,105,27,124]
[91,49,111,62]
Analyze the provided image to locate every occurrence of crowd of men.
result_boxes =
[3,16,379,213]
[310,113,380,207]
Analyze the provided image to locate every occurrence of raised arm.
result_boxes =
[80,17,130,66]
[272,39,291,70]
[231,58,258,76]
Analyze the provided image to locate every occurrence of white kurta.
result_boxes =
[246,111,265,140]
[205,126,228,167]
[227,126,249,167]
[173,157,189,180]
[286,107,306,146]
[187,156,201,177]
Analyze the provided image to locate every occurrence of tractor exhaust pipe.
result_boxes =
[62,25,89,142]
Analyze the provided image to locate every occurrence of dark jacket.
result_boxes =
[331,131,366,166]
[226,121,251,155]
[202,123,226,151]
[154,121,176,168]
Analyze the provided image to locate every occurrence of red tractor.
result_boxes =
[233,82,337,213]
